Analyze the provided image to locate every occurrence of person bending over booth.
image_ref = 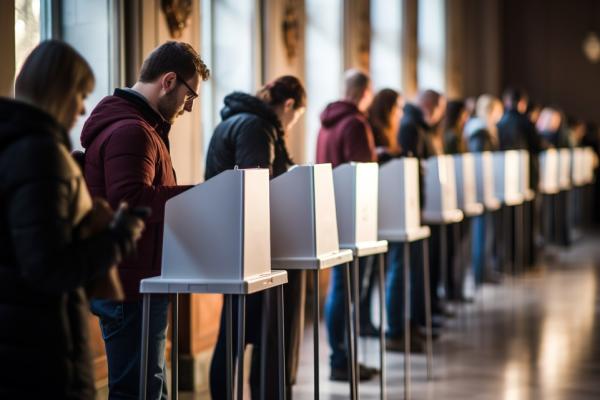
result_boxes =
[80,41,210,400]
[316,69,379,382]
[205,76,306,400]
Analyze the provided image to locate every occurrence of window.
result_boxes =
[370,0,403,91]
[417,0,445,92]
[201,0,261,160]
[15,0,41,74]
[304,0,343,163]
[60,0,123,148]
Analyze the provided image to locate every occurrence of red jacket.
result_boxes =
[316,101,376,167]
[80,89,191,299]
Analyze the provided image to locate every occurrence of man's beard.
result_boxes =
[157,92,183,124]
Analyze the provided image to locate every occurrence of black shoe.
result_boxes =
[385,335,425,353]
[330,363,378,382]
[359,323,380,338]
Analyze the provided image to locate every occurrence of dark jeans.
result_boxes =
[90,296,169,400]
[472,214,486,285]
[385,241,426,337]
[324,261,369,370]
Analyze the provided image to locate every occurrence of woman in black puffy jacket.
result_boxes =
[0,40,145,400]
[206,76,306,399]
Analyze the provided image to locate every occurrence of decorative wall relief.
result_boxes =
[161,0,193,38]
[282,0,300,61]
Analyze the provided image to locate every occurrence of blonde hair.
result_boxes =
[475,94,502,120]
[14,40,95,127]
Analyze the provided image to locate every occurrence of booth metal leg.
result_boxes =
[171,293,179,400]
[440,224,447,300]
[225,295,234,400]
[351,257,360,398]
[236,295,246,400]
[313,271,320,400]
[259,290,271,400]
[140,293,151,400]
[515,204,524,275]
[422,239,434,380]
[453,222,462,300]
[343,263,358,400]
[276,285,286,400]
[523,201,530,269]
[378,253,387,400]
[502,207,512,274]
[403,241,411,400]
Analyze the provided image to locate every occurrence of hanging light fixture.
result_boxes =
[582,31,600,63]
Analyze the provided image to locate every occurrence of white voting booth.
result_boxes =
[333,162,388,255]
[473,152,501,211]
[583,147,597,184]
[139,168,288,400]
[141,168,287,293]
[519,150,535,201]
[453,153,484,217]
[270,164,353,269]
[558,148,572,191]
[378,157,431,241]
[572,148,586,187]
[422,155,464,224]
[493,151,524,206]
[539,149,560,194]
[270,163,354,399]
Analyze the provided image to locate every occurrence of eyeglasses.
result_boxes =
[176,73,198,102]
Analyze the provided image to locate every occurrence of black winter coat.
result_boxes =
[205,92,303,399]
[0,99,121,399]
[204,92,293,180]
[468,128,498,152]
[497,109,543,190]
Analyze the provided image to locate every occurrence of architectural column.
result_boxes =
[402,0,418,98]
[343,0,370,71]
[0,0,15,97]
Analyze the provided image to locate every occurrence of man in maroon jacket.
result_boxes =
[316,69,378,382]
[80,42,209,399]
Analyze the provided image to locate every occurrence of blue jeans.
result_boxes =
[324,260,369,370]
[90,296,169,400]
[472,215,486,285]
[385,241,425,338]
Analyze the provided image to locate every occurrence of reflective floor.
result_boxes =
[292,236,600,400]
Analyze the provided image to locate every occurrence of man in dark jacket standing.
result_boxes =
[497,88,543,265]
[316,69,377,381]
[80,42,210,399]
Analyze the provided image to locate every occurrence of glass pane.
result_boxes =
[418,0,445,92]
[305,0,343,163]
[15,0,41,74]
[370,0,403,91]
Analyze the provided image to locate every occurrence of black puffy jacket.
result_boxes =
[204,92,293,180]
[0,99,121,399]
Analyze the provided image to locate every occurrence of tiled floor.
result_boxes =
[141,234,600,399]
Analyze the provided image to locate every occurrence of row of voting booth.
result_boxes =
[137,147,597,400]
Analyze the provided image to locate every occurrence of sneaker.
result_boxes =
[330,363,378,382]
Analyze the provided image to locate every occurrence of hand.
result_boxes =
[110,202,146,258]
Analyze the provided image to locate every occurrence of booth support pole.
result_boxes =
[403,241,411,400]
[236,295,246,400]
[276,285,287,400]
[343,263,358,400]
[422,238,434,380]
[313,270,321,400]
[378,253,387,400]
[139,293,151,400]
[171,293,179,400]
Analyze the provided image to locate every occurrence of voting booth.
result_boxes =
[269,163,354,399]
[582,147,597,185]
[519,150,535,201]
[473,152,501,211]
[422,155,464,224]
[378,157,431,241]
[558,148,572,191]
[270,164,353,269]
[453,153,484,217]
[333,162,387,253]
[139,168,288,400]
[493,151,524,206]
[539,149,560,194]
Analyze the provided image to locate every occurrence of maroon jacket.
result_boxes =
[80,89,191,300]
[316,100,376,167]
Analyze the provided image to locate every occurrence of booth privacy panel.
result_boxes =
[333,162,379,246]
[161,168,271,281]
[270,164,340,259]
[378,157,421,235]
